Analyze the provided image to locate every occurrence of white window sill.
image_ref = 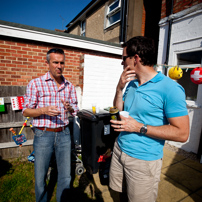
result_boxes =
[104,20,121,30]
[186,100,201,109]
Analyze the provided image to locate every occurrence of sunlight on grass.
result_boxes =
[0,158,104,202]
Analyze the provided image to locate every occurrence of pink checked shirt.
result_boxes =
[23,72,79,128]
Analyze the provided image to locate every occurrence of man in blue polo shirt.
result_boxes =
[109,36,189,202]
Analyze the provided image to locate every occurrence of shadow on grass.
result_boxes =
[0,156,12,178]
[46,160,104,202]
[71,171,104,202]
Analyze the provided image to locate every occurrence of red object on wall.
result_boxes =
[11,96,24,110]
[190,67,202,84]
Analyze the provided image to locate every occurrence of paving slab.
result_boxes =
[163,148,186,162]
[156,173,191,202]
[195,188,202,197]
[181,158,202,172]
[161,162,202,192]
[180,193,202,202]
[162,154,178,169]
[90,147,202,202]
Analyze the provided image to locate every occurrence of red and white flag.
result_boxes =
[10,96,24,110]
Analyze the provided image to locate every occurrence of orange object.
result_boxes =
[9,128,16,135]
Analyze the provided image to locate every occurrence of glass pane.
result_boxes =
[81,21,86,31]
[177,51,202,101]
[177,69,198,101]
[109,0,119,12]
[109,11,120,25]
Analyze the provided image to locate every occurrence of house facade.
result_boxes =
[65,0,161,48]
[157,2,202,155]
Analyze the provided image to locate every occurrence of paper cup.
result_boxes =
[120,111,129,118]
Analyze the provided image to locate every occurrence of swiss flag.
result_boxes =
[11,96,24,110]
[190,67,202,84]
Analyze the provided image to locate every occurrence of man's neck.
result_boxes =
[137,66,157,86]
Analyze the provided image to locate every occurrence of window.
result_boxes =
[80,20,86,36]
[177,50,202,101]
[106,0,121,28]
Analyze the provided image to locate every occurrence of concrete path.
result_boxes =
[90,147,202,202]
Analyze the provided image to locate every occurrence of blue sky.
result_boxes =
[0,0,92,31]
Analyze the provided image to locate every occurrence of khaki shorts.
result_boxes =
[109,140,162,202]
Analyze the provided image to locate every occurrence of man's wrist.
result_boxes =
[140,124,147,134]
[39,108,45,115]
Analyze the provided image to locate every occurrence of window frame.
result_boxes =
[174,49,202,108]
[80,20,86,36]
[105,0,121,29]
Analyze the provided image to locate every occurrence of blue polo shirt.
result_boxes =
[118,72,188,161]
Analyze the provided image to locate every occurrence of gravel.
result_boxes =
[164,143,200,162]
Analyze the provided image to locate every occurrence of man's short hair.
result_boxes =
[122,36,157,66]
[46,48,65,63]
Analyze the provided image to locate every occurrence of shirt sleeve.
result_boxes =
[164,83,188,118]
[22,80,38,113]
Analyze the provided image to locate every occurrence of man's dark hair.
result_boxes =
[46,48,65,63]
[122,36,157,66]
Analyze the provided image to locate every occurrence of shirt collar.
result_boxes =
[133,72,164,87]
[149,72,164,83]
[44,72,69,85]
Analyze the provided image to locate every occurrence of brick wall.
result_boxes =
[161,0,202,19]
[0,36,121,88]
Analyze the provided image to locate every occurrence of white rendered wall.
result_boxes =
[81,55,123,110]
[158,9,202,153]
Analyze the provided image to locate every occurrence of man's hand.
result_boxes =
[117,66,136,91]
[42,106,61,116]
[110,115,142,133]
[61,99,74,113]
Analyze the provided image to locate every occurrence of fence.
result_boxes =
[0,86,34,159]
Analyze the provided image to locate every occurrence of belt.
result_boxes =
[36,126,67,132]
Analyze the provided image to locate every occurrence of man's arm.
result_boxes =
[113,89,124,111]
[146,115,189,142]
[23,106,61,118]
[111,115,189,143]
[114,66,136,111]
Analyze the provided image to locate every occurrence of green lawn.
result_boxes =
[0,157,104,202]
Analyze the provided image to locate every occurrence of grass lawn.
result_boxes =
[0,157,106,202]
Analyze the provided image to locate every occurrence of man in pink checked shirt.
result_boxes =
[23,48,79,202]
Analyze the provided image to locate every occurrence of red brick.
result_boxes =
[11,75,21,78]
[22,55,33,59]
[1,82,11,85]
[6,49,17,53]
[12,53,22,58]
[1,60,11,63]
[6,64,17,67]
[16,64,27,68]
[5,41,16,45]
[12,61,23,65]
[11,46,21,50]
[17,43,27,47]
[17,79,27,82]
[18,58,28,61]
[17,50,27,54]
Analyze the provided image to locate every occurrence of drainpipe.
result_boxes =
[120,0,128,44]
[165,0,174,75]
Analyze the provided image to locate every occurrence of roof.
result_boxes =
[0,20,122,55]
[66,0,101,29]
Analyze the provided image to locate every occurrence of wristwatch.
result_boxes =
[140,124,147,134]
